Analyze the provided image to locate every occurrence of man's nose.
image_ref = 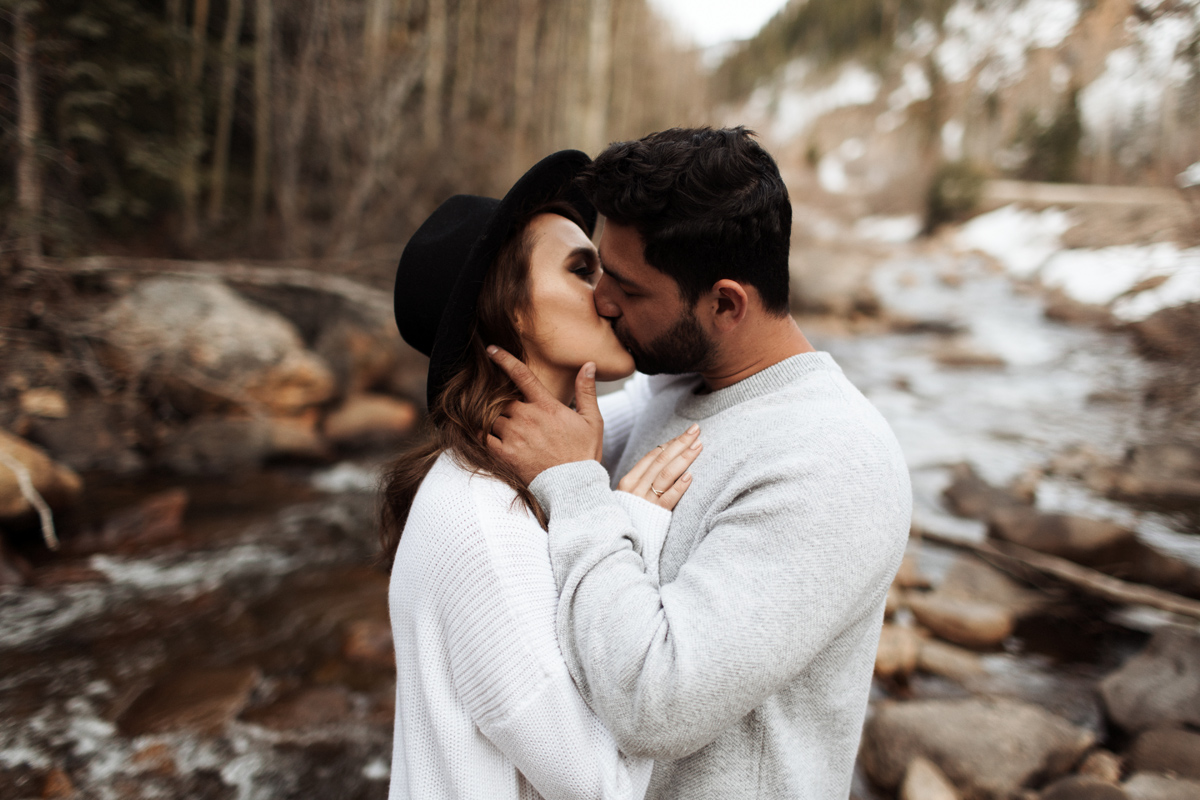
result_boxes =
[593,275,620,319]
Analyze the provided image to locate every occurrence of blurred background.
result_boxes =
[1,0,1198,797]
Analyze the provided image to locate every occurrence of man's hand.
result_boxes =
[485,346,604,484]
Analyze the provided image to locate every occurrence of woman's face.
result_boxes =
[518,213,636,384]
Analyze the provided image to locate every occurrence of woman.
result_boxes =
[382,150,702,800]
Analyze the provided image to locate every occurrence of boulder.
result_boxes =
[241,685,352,730]
[158,418,273,475]
[18,388,67,419]
[313,317,408,395]
[97,277,335,415]
[934,343,1006,369]
[789,244,880,318]
[1128,728,1200,781]
[267,411,331,462]
[860,698,1095,800]
[895,553,933,589]
[1040,776,1127,800]
[943,463,1027,520]
[901,757,959,800]
[342,619,395,669]
[62,489,188,556]
[119,665,260,736]
[0,429,83,519]
[876,624,923,678]
[1100,625,1200,732]
[323,394,418,449]
[917,639,985,683]
[908,593,1014,649]
[1123,773,1200,800]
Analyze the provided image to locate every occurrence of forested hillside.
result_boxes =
[0,0,707,265]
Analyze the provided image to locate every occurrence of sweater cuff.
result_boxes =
[529,460,614,518]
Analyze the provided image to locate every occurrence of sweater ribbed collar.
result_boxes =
[674,351,840,420]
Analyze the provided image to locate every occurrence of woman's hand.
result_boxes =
[617,424,702,511]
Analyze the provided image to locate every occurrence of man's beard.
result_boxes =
[613,308,715,376]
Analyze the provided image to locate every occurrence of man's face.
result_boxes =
[593,222,716,375]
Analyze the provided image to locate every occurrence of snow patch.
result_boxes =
[854,215,922,243]
[1041,244,1200,320]
[750,61,880,140]
[312,461,381,494]
[956,205,1074,278]
[936,0,1081,87]
[1178,161,1200,188]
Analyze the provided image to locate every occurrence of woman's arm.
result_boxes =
[441,472,659,800]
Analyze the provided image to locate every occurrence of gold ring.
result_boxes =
[650,486,665,497]
[655,444,666,451]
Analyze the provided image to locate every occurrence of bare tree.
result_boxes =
[251,0,273,230]
[13,0,43,269]
[509,0,540,175]
[178,0,211,248]
[582,0,612,154]
[449,0,478,126]
[208,0,245,225]
[363,0,391,84]
[423,0,449,147]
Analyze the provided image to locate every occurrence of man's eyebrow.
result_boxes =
[597,258,641,290]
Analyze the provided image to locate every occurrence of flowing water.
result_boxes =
[2,242,1197,798]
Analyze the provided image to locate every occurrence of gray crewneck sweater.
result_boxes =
[529,352,911,800]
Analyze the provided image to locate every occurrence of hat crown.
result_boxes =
[394,194,498,358]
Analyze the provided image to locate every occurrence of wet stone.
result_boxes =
[1128,728,1200,781]
[876,624,922,678]
[342,619,395,669]
[901,756,959,800]
[1122,772,1200,800]
[1040,775,1128,800]
[916,639,985,683]
[908,594,1014,649]
[119,665,260,736]
[860,698,1095,800]
[1100,626,1200,732]
[988,508,1134,563]
[41,767,76,799]
[942,463,1028,520]
[1078,750,1124,784]
[242,685,352,731]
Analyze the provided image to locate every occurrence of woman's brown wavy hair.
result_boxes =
[378,201,586,569]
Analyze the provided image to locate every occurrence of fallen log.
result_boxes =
[920,530,1200,621]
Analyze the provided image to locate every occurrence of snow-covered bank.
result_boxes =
[955,204,1200,320]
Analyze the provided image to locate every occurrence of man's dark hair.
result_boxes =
[578,127,792,316]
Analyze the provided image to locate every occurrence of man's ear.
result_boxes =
[708,279,750,332]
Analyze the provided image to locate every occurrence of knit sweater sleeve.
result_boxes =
[529,454,910,761]
[441,469,670,800]
[597,375,648,476]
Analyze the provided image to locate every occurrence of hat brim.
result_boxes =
[424,150,597,407]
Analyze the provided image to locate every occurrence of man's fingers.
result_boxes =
[574,362,601,424]
[487,346,555,405]
[490,415,509,440]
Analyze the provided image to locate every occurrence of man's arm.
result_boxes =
[528,456,910,761]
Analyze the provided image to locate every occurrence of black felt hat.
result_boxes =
[394,150,597,408]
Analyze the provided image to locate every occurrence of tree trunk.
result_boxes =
[422,0,448,148]
[14,1,43,270]
[510,0,539,176]
[275,0,322,257]
[251,0,273,230]
[178,0,211,249]
[449,0,478,126]
[582,0,612,154]
[363,0,391,85]
[207,0,245,225]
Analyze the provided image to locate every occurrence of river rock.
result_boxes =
[267,411,331,461]
[917,639,985,683]
[934,343,1006,369]
[26,397,144,474]
[314,317,408,396]
[342,619,395,668]
[97,277,335,415]
[988,508,1134,562]
[1123,773,1200,800]
[0,538,32,585]
[860,698,1095,799]
[876,623,923,678]
[242,685,352,730]
[119,665,260,736]
[943,463,1027,520]
[1128,728,1200,780]
[938,554,1045,617]
[63,488,188,556]
[1040,776,1127,800]
[1107,444,1200,508]
[1078,750,1124,784]
[901,757,959,800]
[1100,625,1200,732]
[908,593,1014,649]
[18,388,67,419]
[323,394,418,449]
[158,418,273,475]
[1128,301,1200,361]
[895,552,932,589]
[789,244,880,318]
[0,429,83,519]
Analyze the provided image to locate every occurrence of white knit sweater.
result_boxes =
[387,451,670,800]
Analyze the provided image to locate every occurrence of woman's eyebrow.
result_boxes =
[567,246,599,267]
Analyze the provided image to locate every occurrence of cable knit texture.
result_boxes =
[529,352,912,800]
[388,452,671,800]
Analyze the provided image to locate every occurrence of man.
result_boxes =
[486,127,911,799]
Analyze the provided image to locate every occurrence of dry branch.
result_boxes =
[920,529,1200,620]
[0,450,59,550]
